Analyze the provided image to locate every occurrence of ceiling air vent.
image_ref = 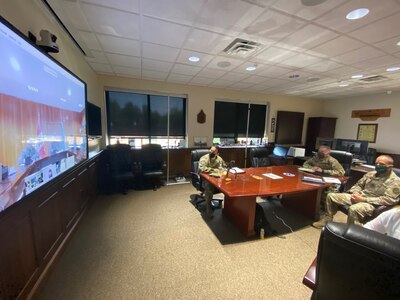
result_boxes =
[359,75,388,83]
[223,38,262,57]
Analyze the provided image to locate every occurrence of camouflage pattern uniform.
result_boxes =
[326,170,400,224]
[303,155,345,208]
[198,153,225,216]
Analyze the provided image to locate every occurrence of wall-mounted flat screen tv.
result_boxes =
[0,16,87,212]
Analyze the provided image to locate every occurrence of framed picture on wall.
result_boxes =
[357,123,378,143]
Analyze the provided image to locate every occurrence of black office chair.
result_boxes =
[105,143,135,194]
[249,147,272,167]
[329,150,353,176]
[190,149,223,208]
[139,144,165,191]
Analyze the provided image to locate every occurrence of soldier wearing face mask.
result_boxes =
[303,145,345,176]
[313,155,400,228]
[198,146,225,218]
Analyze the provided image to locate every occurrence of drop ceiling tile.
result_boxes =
[279,53,323,68]
[167,73,193,84]
[82,0,140,13]
[307,36,364,58]
[206,56,246,71]
[242,75,269,84]
[112,66,141,77]
[245,9,306,41]
[183,29,232,54]
[46,0,91,31]
[88,62,114,73]
[141,43,179,62]
[314,0,400,33]
[141,16,191,48]
[322,65,362,77]
[170,63,202,76]
[333,46,386,65]
[209,79,236,88]
[271,0,346,21]
[229,81,256,89]
[353,55,399,70]
[176,50,214,67]
[142,0,206,26]
[106,53,141,68]
[84,50,108,63]
[195,0,264,35]
[348,12,400,44]
[256,65,294,77]
[196,68,226,79]
[254,46,298,64]
[189,76,216,85]
[142,58,173,72]
[97,35,141,56]
[142,70,168,81]
[78,31,102,51]
[219,72,250,82]
[304,60,344,73]
[375,36,400,54]
[81,3,140,39]
[276,24,338,52]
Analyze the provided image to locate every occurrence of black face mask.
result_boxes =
[209,152,216,159]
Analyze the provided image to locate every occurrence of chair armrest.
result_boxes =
[302,257,317,290]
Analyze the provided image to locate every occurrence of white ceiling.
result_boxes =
[45,0,400,99]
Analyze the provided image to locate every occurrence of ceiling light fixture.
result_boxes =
[339,83,349,87]
[386,66,400,72]
[217,61,231,68]
[397,41,400,46]
[188,56,200,62]
[246,65,257,71]
[346,8,369,20]
[351,74,363,79]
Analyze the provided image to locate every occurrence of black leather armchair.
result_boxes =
[249,147,271,167]
[190,149,223,208]
[105,143,135,194]
[329,150,353,176]
[303,222,400,299]
[139,144,165,190]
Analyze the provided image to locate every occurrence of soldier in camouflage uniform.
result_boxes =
[198,146,225,218]
[313,155,400,228]
[303,145,345,209]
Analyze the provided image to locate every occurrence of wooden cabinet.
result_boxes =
[305,117,336,156]
[0,154,100,299]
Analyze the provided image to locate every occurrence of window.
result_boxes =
[213,100,267,144]
[106,91,186,147]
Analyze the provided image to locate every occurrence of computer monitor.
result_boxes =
[273,145,290,157]
[335,139,368,159]
[315,137,335,150]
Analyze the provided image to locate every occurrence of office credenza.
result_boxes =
[0,154,100,299]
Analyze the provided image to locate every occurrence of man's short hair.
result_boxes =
[319,145,331,151]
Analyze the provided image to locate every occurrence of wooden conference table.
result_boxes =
[201,165,333,237]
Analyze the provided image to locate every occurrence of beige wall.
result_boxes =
[99,75,324,147]
[322,92,400,154]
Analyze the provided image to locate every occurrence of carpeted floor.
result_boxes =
[39,183,347,299]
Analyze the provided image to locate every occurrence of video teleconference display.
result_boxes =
[0,17,87,212]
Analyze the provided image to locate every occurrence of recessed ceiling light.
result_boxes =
[339,83,349,87]
[346,8,369,20]
[351,74,363,79]
[386,66,400,72]
[246,65,257,71]
[188,56,200,62]
[397,41,400,46]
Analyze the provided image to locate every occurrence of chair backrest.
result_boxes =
[313,222,400,299]
[191,149,210,191]
[393,168,400,177]
[329,150,353,176]
[249,147,271,167]
[106,143,132,173]
[140,144,163,172]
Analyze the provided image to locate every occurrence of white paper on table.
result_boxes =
[323,177,341,184]
[263,173,283,179]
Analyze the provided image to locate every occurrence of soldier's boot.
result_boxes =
[312,215,333,229]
